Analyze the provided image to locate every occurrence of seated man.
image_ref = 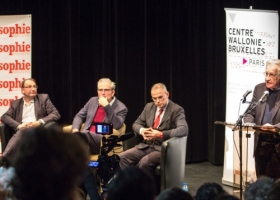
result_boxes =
[0,78,61,166]
[72,78,128,154]
[119,83,188,178]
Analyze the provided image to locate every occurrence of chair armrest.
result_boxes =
[113,123,126,136]
[160,136,187,190]
[63,125,73,133]
[123,133,143,151]
[63,124,85,134]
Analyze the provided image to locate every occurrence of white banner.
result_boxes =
[0,15,32,117]
[223,8,279,186]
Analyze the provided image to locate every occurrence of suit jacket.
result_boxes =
[72,97,128,131]
[1,94,61,132]
[244,82,280,154]
[133,100,188,151]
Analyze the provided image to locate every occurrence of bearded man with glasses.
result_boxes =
[0,78,61,167]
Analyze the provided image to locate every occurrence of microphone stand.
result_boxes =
[232,100,260,200]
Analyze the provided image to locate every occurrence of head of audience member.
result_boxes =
[156,187,194,200]
[215,193,239,200]
[151,83,169,109]
[265,59,280,90]
[97,78,116,102]
[268,178,280,200]
[195,182,225,200]
[106,167,156,200]
[10,127,89,200]
[21,78,38,101]
[244,176,279,200]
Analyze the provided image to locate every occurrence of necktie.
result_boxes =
[89,106,106,132]
[153,109,163,129]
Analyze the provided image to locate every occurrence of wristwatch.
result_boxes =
[39,119,44,126]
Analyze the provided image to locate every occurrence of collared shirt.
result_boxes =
[140,100,169,135]
[109,97,116,106]
[22,99,36,123]
[154,100,169,124]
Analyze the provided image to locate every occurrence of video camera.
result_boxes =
[88,123,135,192]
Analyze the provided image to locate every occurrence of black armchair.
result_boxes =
[123,135,187,192]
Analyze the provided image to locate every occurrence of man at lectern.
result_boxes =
[244,59,280,180]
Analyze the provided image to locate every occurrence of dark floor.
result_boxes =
[185,161,241,199]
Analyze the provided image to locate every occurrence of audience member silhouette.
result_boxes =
[105,167,156,200]
[269,178,280,200]
[215,193,239,200]
[156,187,194,200]
[244,176,280,200]
[195,182,225,200]
[10,127,89,200]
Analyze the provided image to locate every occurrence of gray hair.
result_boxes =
[266,59,280,78]
[151,83,168,93]
[97,78,116,90]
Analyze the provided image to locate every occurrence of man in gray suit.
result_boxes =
[119,83,188,177]
[72,78,128,154]
[244,59,280,179]
[1,78,61,166]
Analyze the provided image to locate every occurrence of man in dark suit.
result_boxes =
[244,59,280,179]
[72,78,128,154]
[0,78,61,166]
[119,83,188,177]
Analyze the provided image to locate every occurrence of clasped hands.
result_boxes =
[17,121,41,130]
[141,128,162,140]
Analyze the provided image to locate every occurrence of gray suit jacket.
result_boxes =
[72,97,128,131]
[1,94,61,132]
[133,100,188,151]
[244,82,280,154]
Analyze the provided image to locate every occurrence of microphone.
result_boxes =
[258,91,269,103]
[118,132,136,142]
[242,90,252,103]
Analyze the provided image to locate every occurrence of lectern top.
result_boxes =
[214,121,280,134]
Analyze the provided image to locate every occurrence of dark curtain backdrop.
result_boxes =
[1,0,280,164]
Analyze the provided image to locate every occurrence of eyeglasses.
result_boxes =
[22,85,38,89]
[97,89,112,92]
[263,72,278,78]
[151,96,164,101]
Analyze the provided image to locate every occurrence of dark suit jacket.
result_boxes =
[133,100,188,151]
[1,94,61,132]
[72,97,128,131]
[244,82,280,154]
